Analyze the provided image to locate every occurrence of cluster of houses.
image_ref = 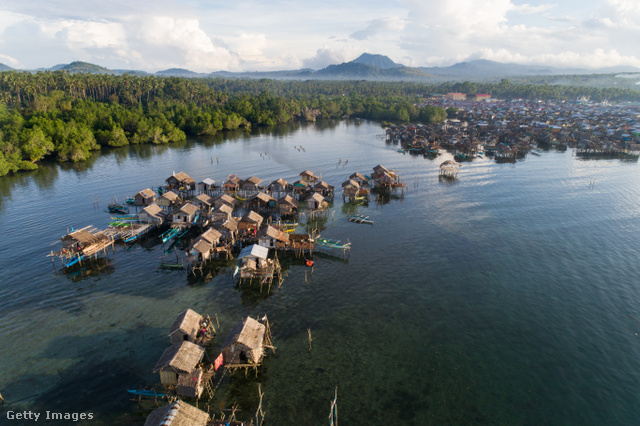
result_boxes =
[121,170,339,271]
[145,310,272,425]
[387,98,640,162]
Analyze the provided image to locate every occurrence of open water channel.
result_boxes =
[1,119,640,425]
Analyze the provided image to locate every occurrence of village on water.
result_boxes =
[42,93,640,425]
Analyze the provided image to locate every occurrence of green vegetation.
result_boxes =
[0,71,638,177]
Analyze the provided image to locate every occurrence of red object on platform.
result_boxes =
[214,353,224,371]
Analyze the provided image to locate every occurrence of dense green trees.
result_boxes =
[0,70,638,177]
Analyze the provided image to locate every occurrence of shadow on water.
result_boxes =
[0,326,168,425]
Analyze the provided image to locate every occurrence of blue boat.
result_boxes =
[127,389,166,398]
[64,255,85,268]
[161,227,180,244]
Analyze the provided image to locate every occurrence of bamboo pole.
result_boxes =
[307,328,312,352]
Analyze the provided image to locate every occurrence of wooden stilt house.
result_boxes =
[221,316,271,367]
[153,341,206,398]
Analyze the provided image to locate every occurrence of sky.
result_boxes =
[0,0,639,72]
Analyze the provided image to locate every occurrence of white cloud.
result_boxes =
[512,3,556,15]
[350,17,408,40]
[302,46,361,69]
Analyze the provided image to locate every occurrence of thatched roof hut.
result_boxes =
[153,341,205,384]
[168,309,203,346]
[439,160,461,179]
[135,188,156,206]
[144,400,209,426]
[222,317,266,365]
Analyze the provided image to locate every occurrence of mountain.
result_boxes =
[155,68,205,77]
[59,61,111,74]
[0,63,13,72]
[420,59,640,77]
[351,53,403,69]
[314,55,430,80]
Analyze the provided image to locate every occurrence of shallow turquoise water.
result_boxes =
[1,120,640,425]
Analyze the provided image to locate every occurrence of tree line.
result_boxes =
[0,71,638,176]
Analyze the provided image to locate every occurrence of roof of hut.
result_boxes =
[194,193,214,205]
[315,180,333,190]
[201,228,222,244]
[153,341,205,374]
[144,400,209,426]
[172,171,195,185]
[142,203,165,217]
[292,180,309,188]
[247,192,275,204]
[191,239,213,255]
[439,160,461,169]
[199,178,215,186]
[306,192,325,203]
[215,203,234,215]
[137,188,156,198]
[161,191,180,202]
[220,217,239,232]
[342,179,360,188]
[241,210,264,224]
[238,244,269,260]
[300,170,319,179]
[269,178,289,187]
[224,174,241,185]
[179,203,199,215]
[216,194,237,206]
[350,172,366,181]
[278,195,296,206]
[243,176,263,186]
[63,228,102,245]
[258,225,289,242]
[168,309,202,340]
[222,316,266,359]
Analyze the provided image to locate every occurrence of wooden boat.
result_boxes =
[158,262,185,270]
[531,148,542,156]
[127,389,166,398]
[314,238,351,249]
[348,214,373,225]
[160,227,180,244]
[108,203,129,214]
[125,197,135,205]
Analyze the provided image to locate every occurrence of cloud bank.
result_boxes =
[0,0,638,72]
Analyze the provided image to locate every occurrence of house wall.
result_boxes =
[159,370,178,385]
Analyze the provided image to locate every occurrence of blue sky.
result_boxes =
[0,0,638,72]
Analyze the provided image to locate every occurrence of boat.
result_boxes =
[397,148,406,153]
[531,148,542,156]
[277,222,298,233]
[348,214,374,225]
[125,197,135,205]
[108,203,129,214]
[127,389,166,398]
[160,227,180,244]
[64,254,85,268]
[124,234,138,243]
[314,238,351,250]
[110,213,138,220]
[158,262,185,270]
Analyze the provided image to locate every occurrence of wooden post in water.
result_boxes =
[307,328,312,352]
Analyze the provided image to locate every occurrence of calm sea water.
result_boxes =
[1,120,640,425]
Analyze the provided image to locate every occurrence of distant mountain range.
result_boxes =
[1,54,640,81]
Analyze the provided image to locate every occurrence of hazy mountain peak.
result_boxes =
[351,53,402,69]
